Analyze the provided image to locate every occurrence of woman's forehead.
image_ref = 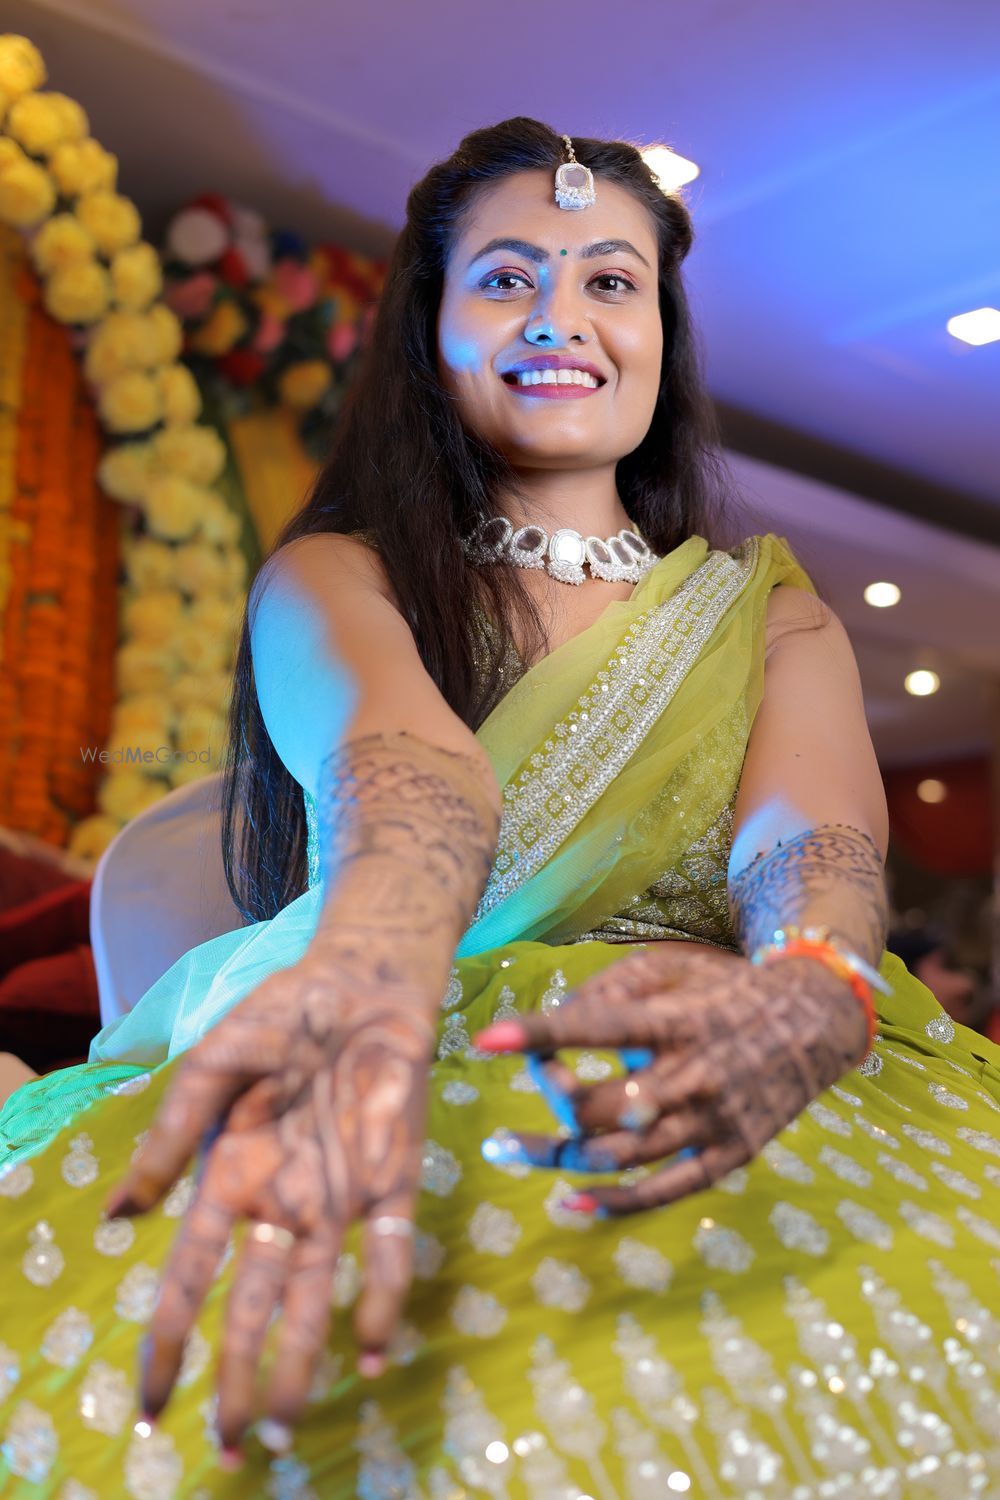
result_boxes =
[451,173,657,263]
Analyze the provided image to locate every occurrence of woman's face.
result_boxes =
[436,170,663,472]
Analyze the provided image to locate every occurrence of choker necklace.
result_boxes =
[463,517,661,586]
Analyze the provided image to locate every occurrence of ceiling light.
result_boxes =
[905,669,940,697]
[946,307,1000,346]
[917,779,947,804]
[863,581,901,608]
[641,146,700,193]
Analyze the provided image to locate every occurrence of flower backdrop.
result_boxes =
[0,33,386,864]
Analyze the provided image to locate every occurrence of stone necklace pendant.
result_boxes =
[466,517,660,586]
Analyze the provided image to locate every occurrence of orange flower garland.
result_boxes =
[0,231,118,840]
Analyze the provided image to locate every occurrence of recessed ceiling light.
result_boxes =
[640,146,700,193]
[863,581,901,608]
[905,669,940,697]
[917,779,947,803]
[946,307,1000,346]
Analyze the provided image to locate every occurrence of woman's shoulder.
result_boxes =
[252,529,394,608]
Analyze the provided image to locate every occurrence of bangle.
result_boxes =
[750,926,882,1049]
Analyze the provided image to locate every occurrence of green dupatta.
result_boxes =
[457,533,813,954]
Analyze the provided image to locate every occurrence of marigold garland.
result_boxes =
[0,33,389,864]
[0,231,118,843]
[0,33,249,861]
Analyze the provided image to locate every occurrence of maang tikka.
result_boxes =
[554,134,596,210]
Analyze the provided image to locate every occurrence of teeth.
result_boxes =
[512,368,599,388]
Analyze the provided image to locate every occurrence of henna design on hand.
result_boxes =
[475,817,886,1216]
[105,731,500,1451]
[111,976,435,1446]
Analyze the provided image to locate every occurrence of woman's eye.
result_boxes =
[481,272,637,294]
[593,274,637,294]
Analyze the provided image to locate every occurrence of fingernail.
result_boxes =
[472,1020,527,1052]
[560,1192,601,1215]
[219,1447,244,1471]
[358,1351,386,1379]
[256,1417,293,1454]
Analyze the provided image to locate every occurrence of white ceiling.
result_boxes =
[5,0,1000,765]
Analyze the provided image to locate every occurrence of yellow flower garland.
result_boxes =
[0,32,248,859]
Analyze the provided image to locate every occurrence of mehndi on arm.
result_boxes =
[728,824,888,970]
[308,729,502,1000]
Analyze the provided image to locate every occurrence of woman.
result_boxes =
[2,118,998,1498]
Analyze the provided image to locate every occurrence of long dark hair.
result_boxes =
[221,116,741,922]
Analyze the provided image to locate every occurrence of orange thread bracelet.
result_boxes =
[751,932,878,1049]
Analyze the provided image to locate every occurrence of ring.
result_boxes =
[369,1215,414,1238]
[250,1221,295,1252]
[617,1077,659,1133]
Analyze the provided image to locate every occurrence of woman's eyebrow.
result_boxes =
[466,237,652,270]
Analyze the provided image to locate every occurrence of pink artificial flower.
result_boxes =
[253,311,287,354]
[327,320,359,362]
[272,258,319,313]
[164,271,219,322]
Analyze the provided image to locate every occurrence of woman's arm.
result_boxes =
[728,585,889,966]
[106,536,502,1446]
[250,533,502,995]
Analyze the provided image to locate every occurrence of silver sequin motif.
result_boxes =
[468,1202,521,1256]
[818,1145,872,1188]
[613,1236,673,1293]
[1,1400,58,1483]
[60,1133,99,1187]
[79,1360,134,1435]
[421,1140,462,1197]
[532,1257,592,1313]
[41,1307,93,1369]
[769,1201,830,1256]
[94,1216,136,1256]
[123,1427,184,1499]
[450,1286,507,1338]
[835,1199,893,1250]
[694,1219,755,1273]
[441,1081,479,1106]
[22,1220,64,1286]
[925,1014,955,1043]
[115,1264,160,1323]
[762,1140,815,1184]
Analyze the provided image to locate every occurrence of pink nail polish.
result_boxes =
[358,1351,386,1378]
[219,1447,244,1471]
[472,1021,527,1052]
[560,1192,600,1214]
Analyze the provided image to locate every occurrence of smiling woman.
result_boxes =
[1,117,999,1500]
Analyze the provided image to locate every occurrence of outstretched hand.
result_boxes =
[104,953,437,1458]
[475,943,870,1216]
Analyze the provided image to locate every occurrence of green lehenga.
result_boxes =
[2,534,999,1498]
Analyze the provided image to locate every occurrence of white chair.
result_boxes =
[90,773,245,1027]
